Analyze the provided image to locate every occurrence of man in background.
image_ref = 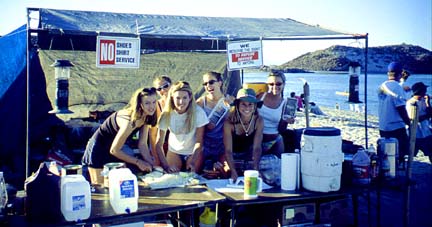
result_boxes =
[378,62,410,166]
[406,82,432,163]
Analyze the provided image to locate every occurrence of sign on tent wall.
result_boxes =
[227,40,263,71]
[96,36,141,68]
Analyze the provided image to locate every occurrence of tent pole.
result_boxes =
[25,9,30,178]
[405,101,418,227]
[364,34,369,148]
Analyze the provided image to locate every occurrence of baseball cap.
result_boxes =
[387,62,403,74]
[411,82,429,96]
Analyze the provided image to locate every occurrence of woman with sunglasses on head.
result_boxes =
[223,88,264,181]
[257,71,295,157]
[150,76,172,166]
[156,81,209,173]
[82,87,158,185]
[196,71,233,178]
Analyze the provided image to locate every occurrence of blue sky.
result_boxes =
[1,0,431,64]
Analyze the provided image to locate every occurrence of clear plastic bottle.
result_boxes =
[0,172,8,212]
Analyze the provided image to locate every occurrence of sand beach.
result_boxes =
[293,106,432,227]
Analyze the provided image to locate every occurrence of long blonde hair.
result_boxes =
[124,87,157,128]
[158,81,196,133]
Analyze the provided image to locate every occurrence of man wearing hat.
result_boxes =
[406,82,432,162]
[378,62,411,166]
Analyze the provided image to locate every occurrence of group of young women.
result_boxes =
[81,71,294,184]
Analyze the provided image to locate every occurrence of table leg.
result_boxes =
[367,188,371,227]
[352,193,359,227]
[230,206,236,227]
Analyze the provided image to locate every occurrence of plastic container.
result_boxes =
[352,149,371,185]
[301,127,342,154]
[377,138,398,178]
[0,172,8,212]
[102,162,126,188]
[301,127,344,192]
[242,82,268,94]
[109,168,138,214]
[60,174,91,221]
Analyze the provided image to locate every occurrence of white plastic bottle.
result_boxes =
[0,172,8,212]
[109,168,138,214]
[60,174,91,221]
[352,149,371,185]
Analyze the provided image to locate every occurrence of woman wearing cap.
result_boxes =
[257,71,295,157]
[82,87,158,184]
[223,88,264,181]
[156,81,209,173]
[406,82,432,162]
[150,76,172,166]
[196,71,233,178]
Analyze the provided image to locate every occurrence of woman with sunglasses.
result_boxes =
[82,87,158,185]
[150,76,172,166]
[156,81,209,173]
[196,71,233,178]
[257,71,295,157]
[223,88,264,181]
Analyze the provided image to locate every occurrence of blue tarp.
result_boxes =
[0,25,27,99]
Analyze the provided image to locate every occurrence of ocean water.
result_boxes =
[243,72,432,116]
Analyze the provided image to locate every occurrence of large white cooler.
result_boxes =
[301,127,344,192]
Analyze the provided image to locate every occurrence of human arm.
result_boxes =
[137,125,155,166]
[252,116,264,170]
[187,125,205,173]
[397,105,411,126]
[155,129,173,172]
[149,126,160,166]
[223,120,238,181]
[109,116,152,172]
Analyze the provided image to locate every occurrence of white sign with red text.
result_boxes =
[227,40,263,70]
[96,36,140,68]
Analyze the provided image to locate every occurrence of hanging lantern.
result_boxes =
[49,59,74,114]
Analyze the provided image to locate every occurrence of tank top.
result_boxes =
[258,93,284,134]
[202,97,226,156]
[232,120,256,155]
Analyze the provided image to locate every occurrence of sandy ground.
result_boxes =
[293,106,432,227]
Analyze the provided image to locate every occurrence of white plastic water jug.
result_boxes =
[60,174,91,221]
[109,168,138,214]
[352,149,371,185]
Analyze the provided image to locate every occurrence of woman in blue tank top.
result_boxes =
[196,72,233,177]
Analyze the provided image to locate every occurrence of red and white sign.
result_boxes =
[96,36,140,68]
[227,40,263,70]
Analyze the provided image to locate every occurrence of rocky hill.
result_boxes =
[279,44,432,74]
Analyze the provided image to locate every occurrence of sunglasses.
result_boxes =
[142,87,157,94]
[202,79,217,86]
[267,82,283,87]
[156,83,170,91]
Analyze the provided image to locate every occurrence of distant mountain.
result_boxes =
[279,44,432,74]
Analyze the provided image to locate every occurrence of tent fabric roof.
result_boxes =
[38,8,345,40]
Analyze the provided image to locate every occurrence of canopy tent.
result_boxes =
[34,8,351,51]
[0,8,369,187]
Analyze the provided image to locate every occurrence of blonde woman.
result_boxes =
[156,81,209,173]
[150,76,172,166]
[82,87,157,184]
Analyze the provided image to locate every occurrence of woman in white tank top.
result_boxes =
[257,71,295,157]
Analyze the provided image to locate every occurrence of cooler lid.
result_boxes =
[303,127,341,136]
